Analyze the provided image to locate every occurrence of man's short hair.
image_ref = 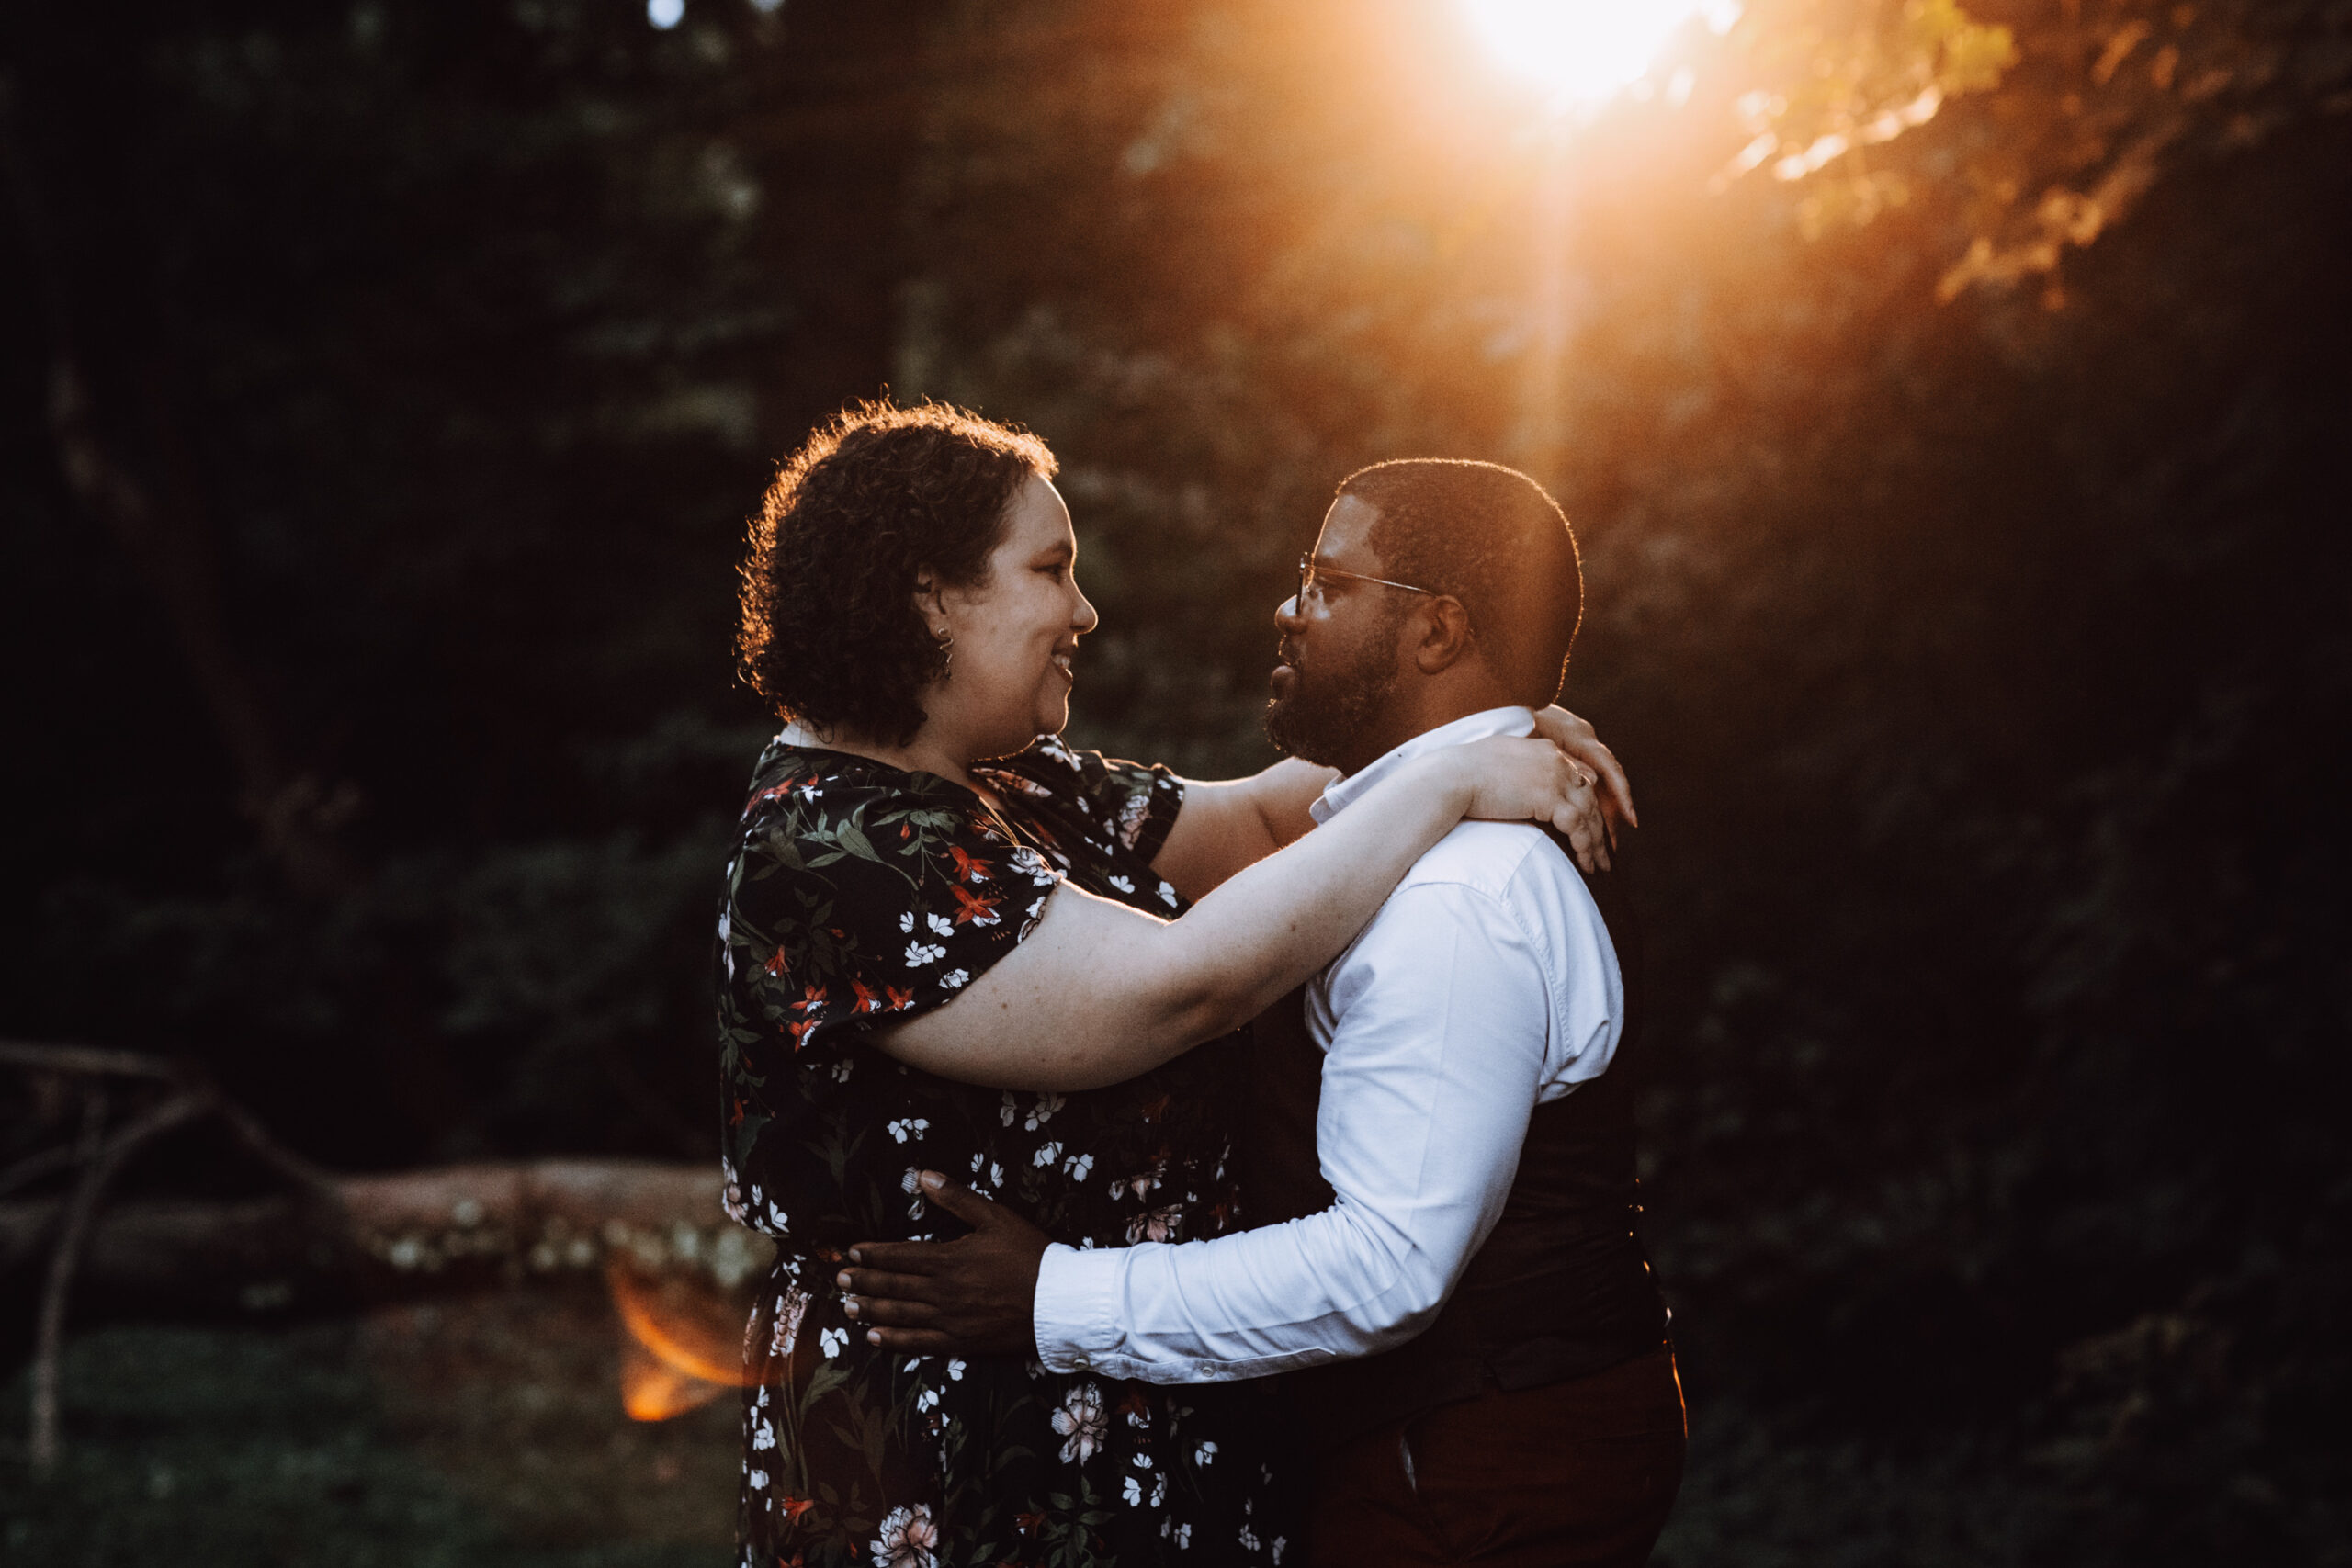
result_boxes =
[1335,458,1582,705]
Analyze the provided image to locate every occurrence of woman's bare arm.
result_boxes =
[1149,707,1634,902]
[873,736,1598,1091]
[1148,758,1335,903]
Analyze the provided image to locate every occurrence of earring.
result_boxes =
[933,626,954,678]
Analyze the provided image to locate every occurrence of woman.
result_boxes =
[719,401,1622,1568]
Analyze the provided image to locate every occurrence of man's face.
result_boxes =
[1264,495,1414,772]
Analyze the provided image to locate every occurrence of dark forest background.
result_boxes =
[4,0,2349,1562]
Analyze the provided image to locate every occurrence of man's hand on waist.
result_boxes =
[841,1170,1049,1359]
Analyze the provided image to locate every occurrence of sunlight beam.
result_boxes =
[1460,0,1724,113]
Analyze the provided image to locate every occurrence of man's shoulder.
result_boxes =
[1401,819,1587,905]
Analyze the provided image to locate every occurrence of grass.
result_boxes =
[1,1292,739,1568]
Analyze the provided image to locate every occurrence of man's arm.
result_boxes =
[842,878,1569,1377]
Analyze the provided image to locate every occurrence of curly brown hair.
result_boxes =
[737,400,1057,744]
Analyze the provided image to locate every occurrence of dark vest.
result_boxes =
[1238,829,1669,1450]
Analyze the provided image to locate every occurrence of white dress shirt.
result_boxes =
[1031,706,1624,1382]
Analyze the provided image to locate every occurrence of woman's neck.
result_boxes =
[786,716,989,796]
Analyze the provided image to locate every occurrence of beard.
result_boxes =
[1262,613,1404,771]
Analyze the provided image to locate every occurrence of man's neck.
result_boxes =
[1313,704,1537,824]
[1334,683,1521,778]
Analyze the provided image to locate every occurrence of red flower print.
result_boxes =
[764,947,790,979]
[778,1495,814,1522]
[1117,1388,1149,1421]
[850,977,881,1014]
[947,845,991,885]
[1014,1511,1046,1539]
[1137,1093,1170,1123]
[745,775,805,814]
[886,986,915,1010]
[729,1098,746,1126]
[950,886,1001,925]
[785,1016,818,1051]
[791,984,826,1015]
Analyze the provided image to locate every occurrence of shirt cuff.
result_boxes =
[1033,1242,1125,1373]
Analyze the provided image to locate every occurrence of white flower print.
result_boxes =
[987,1161,1004,1189]
[1158,880,1179,908]
[831,1056,855,1083]
[1023,1093,1066,1131]
[868,1503,938,1568]
[819,1326,847,1359]
[1064,1151,1094,1182]
[1125,1204,1182,1244]
[751,1416,775,1450]
[925,912,954,938]
[1000,1091,1019,1127]
[1114,1162,1166,1201]
[1152,1472,1169,1507]
[946,1359,967,1381]
[1174,1521,1192,1549]
[940,969,969,989]
[749,1468,769,1489]
[901,1168,923,1194]
[1195,1440,1217,1465]
[1114,790,1152,848]
[768,1287,808,1359]
[1272,1535,1288,1563]
[1009,846,1060,886]
[1106,874,1134,893]
[903,940,945,967]
[1123,1474,1143,1506]
[887,1117,930,1144]
[916,1386,939,1414]
[1034,1140,1064,1168]
[1239,1523,1262,1552]
[899,911,915,933]
[1051,1382,1109,1464]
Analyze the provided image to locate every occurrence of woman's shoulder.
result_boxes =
[980,735,1184,858]
[732,736,1059,916]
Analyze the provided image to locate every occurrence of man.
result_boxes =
[842,459,1683,1566]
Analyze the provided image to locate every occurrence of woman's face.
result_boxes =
[927,472,1099,759]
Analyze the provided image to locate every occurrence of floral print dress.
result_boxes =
[718,732,1300,1568]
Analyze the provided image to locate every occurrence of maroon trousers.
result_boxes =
[1307,1349,1687,1568]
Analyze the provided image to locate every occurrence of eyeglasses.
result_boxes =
[1295,553,1438,610]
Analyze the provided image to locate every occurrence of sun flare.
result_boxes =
[1460,0,1723,110]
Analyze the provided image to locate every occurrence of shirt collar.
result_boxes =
[1309,705,1537,825]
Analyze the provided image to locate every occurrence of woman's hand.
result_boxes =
[1433,735,1612,873]
[1532,705,1638,837]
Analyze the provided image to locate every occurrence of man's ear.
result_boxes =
[1411,596,1477,675]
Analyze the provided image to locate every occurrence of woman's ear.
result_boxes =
[911,569,946,634]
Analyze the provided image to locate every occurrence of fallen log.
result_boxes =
[0,1158,774,1318]
[1,1038,772,1473]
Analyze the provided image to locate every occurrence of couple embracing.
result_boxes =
[718,401,1680,1568]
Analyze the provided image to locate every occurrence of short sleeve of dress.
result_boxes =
[724,768,1066,1076]
[989,733,1188,866]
